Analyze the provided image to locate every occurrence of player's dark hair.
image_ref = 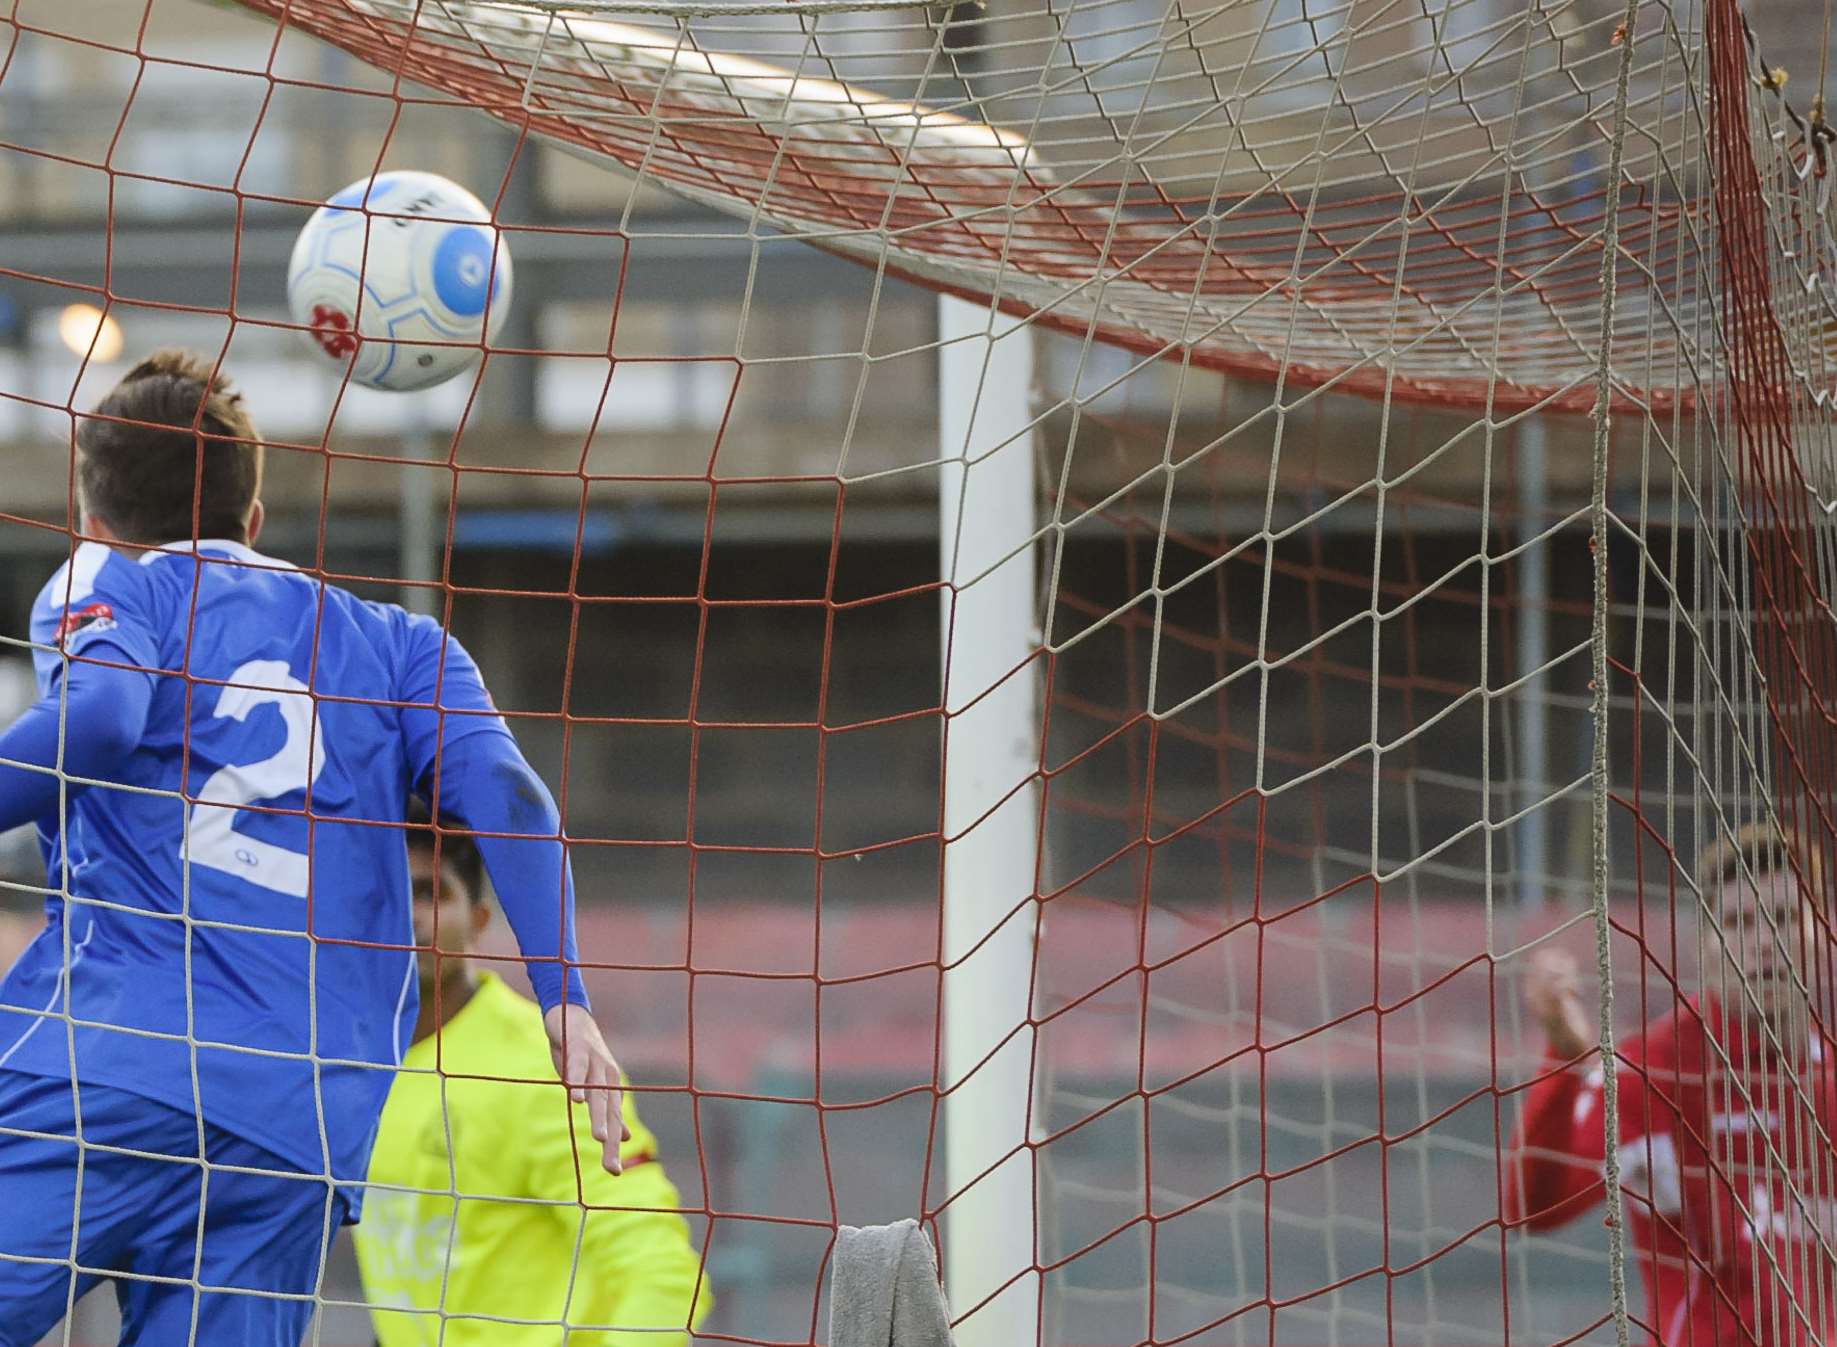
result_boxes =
[1698,823,1821,907]
[76,349,262,545]
[405,798,487,903]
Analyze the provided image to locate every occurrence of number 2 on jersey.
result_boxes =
[186,659,326,898]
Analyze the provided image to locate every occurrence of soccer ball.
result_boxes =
[287,171,512,393]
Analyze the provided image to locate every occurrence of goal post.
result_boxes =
[937,291,1042,1347]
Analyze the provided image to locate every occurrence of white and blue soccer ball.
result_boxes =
[287,171,513,393]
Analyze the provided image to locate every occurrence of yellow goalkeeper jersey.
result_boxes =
[353,973,710,1346]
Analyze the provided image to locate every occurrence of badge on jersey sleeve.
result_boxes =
[54,602,117,647]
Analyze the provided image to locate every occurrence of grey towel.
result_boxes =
[828,1219,957,1347]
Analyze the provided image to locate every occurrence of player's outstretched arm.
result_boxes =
[1525,948,1595,1062]
[429,734,631,1174]
[399,613,629,1174]
[1504,949,1622,1231]
[1504,1057,1610,1230]
[0,648,152,831]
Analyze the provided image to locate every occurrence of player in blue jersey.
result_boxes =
[0,350,627,1346]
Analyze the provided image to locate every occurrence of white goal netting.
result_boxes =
[6,0,1837,1344]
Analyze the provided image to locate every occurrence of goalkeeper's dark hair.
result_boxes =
[405,798,487,904]
[77,349,262,545]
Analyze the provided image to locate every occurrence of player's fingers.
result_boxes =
[589,1050,624,1175]
[552,1050,584,1104]
[591,1043,632,1145]
[605,1057,631,1145]
[586,1071,611,1144]
[550,1018,589,1105]
[602,1099,623,1175]
[567,1039,590,1105]
[590,1048,611,1127]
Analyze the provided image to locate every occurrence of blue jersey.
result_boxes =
[0,538,507,1189]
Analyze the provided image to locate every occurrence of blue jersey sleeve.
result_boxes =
[6,545,165,831]
[397,613,589,1014]
[29,542,165,691]
[0,659,153,831]
[0,540,170,823]
[396,613,509,784]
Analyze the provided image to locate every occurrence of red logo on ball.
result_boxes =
[309,305,357,358]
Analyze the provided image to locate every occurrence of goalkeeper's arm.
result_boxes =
[528,1088,710,1346]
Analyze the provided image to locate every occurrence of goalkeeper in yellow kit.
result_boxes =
[353,808,711,1345]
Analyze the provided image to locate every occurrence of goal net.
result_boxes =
[4,0,1837,1344]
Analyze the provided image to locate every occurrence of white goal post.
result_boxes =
[938,292,1042,1347]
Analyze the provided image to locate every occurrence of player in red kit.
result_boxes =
[1505,826,1837,1346]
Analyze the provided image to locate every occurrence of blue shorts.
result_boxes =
[0,1069,345,1347]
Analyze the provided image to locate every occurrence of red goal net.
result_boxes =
[4,0,1837,1344]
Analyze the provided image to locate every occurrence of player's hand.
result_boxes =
[1523,948,1596,1063]
[544,1002,632,1175]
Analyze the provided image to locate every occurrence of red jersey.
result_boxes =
[1506,995,1837,1346]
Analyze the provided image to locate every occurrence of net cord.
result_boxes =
[481,0,959,17]
[1587,0,1648,1343]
